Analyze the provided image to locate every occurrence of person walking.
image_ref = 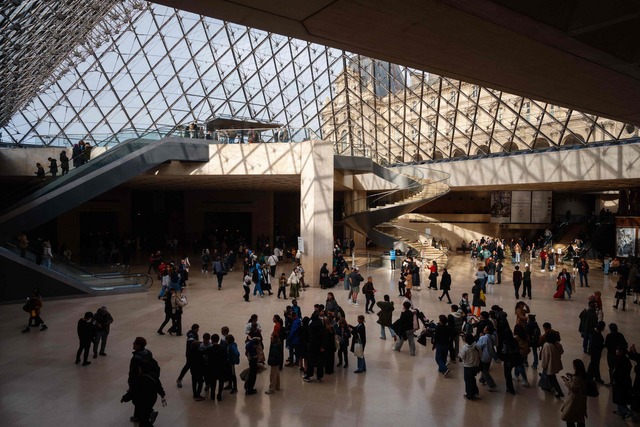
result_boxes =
[392,301,416,356]
[212,256,225,290]
[512,265,523,299]
[540,331,565,398]
[459,333,481,400]
[362,276,376,314]
[438,268,452,303]
[92,306,113,358]
[376,295,396,340]
[22,288,48,333]
[522,265,532,299]
[477,324,497,390]
[76,312,95,366]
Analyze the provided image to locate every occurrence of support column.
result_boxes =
[344,190,367,257]
[300,140,334,288]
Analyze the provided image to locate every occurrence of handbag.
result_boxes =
[353,341,364,358]
[479,290,486,302]
[239,367,250,382]
[335,334,341,349]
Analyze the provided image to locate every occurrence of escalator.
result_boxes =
[0,128,209,301]
[0,130,209,236]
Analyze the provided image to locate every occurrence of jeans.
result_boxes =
[356,356,366,371]
[365,295,375,312]
[337,344,348,366]
[522,281,531,298]
[513,364,528,383]
[380,325,396,340]
[530,347,539,367]
[588,352,603,382]
[463,366,479,397]
[243,285,250,301]
[245,358,258,391]
[158,312,171,332]
[93,331,108,355]
[582,332,592,353]
[435,344,448,373]
[541,259,546,270]
[42,257,52,269]
[277,286,287,298]
[515,253,521,263]
[479,360,496,387]
[253,281,263,296]
[513,282,521,298]
[216,273,224,288]
[579,272,588,287]
[76,339,91,363]
[395,330,416,356]
[488,274,495,284]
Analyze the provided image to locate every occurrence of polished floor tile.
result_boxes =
[1,254,637,426]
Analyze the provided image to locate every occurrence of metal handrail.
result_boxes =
[172,125,318,144]
[2,242,153,290]
[343,164,449,218]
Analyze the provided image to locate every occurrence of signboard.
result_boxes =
[617,227,636,257]
[297,236,304,253]
[490,191,511,223]
[531,191,552,223]
[511,191,531,223]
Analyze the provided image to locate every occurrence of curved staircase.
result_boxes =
[342,162,450,264]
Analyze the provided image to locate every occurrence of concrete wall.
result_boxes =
[421,143,640,188]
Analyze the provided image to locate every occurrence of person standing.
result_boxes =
[18,232,29,258]
[522,265,532,299]
[41,239,53,269]
[459,333,481,400]
[350,315,367,373]
[605,323,627,385]
[389,248,396,270]
[35,162,45,180]
[76,312,95,366]
[243,273,252,302]
[92,306,113,358]
[392,301,416,356]
[21,288,48,333]
[578,300,598,354]
[560,359,589,427]
[265,332,284,394]
[477,324,497,390]
[124,337,165,426]
[212,256,225,290]
[169,289,186,336]
[157,292,173,335]
[434,315,451,377]
[347,267,364,306]
[540,331,565,398]
[496,259,503,284]
[376,295,396,340]
[578,258,590,287]
[512,265,523,299]
[277,273,288,299]
[362,276,376,314]
[244,337,262,395]
[59,150,69,175]
[48,157,58,177]
[438,268,452,303]
[587,321,606,384]
[428,261,439,290]
[612,345,633,419]
[267,252,279,279]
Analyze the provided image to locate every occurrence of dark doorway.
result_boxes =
[202,212,251,249]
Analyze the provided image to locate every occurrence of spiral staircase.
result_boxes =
[341,159,450,265]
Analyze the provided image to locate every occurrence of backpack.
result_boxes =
[252,268,259,283]
[585,378,599,397]
[528,323,541,348]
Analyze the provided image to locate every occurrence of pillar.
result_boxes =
[300,140,334,287]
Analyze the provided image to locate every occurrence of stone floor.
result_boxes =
[1,253,637,426]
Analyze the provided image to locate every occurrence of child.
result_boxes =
[278,273,288,299]
[459,333,481,400]
[459,293,471,315]
[243,274,252,302]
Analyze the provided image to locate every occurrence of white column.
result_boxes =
[300,140,334,288]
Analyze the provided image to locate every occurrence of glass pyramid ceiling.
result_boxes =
[1,2,634,163]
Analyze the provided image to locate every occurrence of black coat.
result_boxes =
[77,319,96,342]
[350,323,366,352]
[440,272,451,291]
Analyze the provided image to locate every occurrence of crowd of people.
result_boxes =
[17,229,640,426]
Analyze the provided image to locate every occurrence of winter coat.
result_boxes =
[541,341,564,375]
[439,272,451,291]
[560,375,588,423]
[376,301,395,327]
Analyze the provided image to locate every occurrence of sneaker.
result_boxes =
[40,325,48,331]
[444,369,451,377]
[82,361,91,366]
[194,396,205,401]
[302,377,311,382]
[265,390,275,394]
[177,379,183,388]
[353,303,359,306]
